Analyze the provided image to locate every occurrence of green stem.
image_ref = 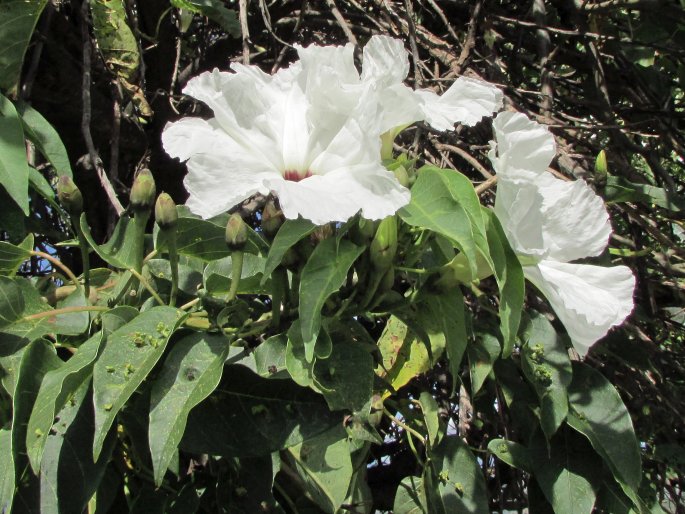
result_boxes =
[23,305,109,321]
[133,210,150,274]
[360,268,385,310]
[270,267,287,328]
[128,268,165,306]
[30,251,82,291]
[71,214,90,297]
[227,250,244,302]
[383,408,426,444]
[166,231,179,306]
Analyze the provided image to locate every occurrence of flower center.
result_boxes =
[283,169,312,182]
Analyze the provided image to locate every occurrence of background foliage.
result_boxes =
[0,0,684,512]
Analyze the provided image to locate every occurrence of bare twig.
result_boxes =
[239,0,251,64]
[325,0,358,45]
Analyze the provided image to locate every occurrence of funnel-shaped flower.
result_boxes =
[490,112,635,355]
[162,37,502,225]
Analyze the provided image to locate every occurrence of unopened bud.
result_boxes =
[154,192,178,231]
[225,213,248,251]
[261,199,283,237]
[370,216,398,271]
[594,150,608,187]
[57,176,83,216]
[130,169,156,212]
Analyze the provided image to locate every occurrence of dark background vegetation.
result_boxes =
[4,0,685,511]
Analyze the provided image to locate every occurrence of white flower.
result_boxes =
[491,111,635,355]
[162,37,503,225]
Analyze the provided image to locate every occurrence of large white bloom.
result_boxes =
[162,36,502,225]
[490,111,635,355]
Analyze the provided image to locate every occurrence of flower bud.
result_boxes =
[225,213,248,251]
[154,192,178,231]
[370,216,397,271]
[594,150,608,188]
[57,176,83,216]
[129,169,156,212]
[261,199,283,237]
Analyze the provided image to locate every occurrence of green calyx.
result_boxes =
[154,192,178,231]
[225,213,248,251]
[130,169,157,212]
[370,216,398,271]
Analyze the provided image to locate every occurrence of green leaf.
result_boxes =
[203,254,268,295]
[483,208,524,355]
[39,380,116,514]
[92,306,186,459]
[0,428,14,514]
[147,258,203,296]
[394,475,428,514]
[487,438,532,473]
[299,238,363,355]
[467,332,500,395]
[419,391,442,448]
[520,312,572,439]
[29,166,57,203]
[605,175,685,212]
[26,331,103,473]
[0,0,49,95]
[80,213,140,270]
[399,166,489,280]
[171,0,241,36]
[53,289,90,336]
[252,333,288,378]
[286,428,353,514]
[0,275,25,328]
[0,93,30,214]
[529,429,601,514]
[567,362,642,493]
[262,218,316,282]
[9,339,62,514]
[180,365,342,456]
[149,332,234,486]
[0,237,31,275]
[16,101,72,177]
[427,436,489,514]
[313,338,374,412]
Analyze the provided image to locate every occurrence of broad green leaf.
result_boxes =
[29,166,57,203]
[0,236,31,275]
[0,0,49,95]
[157,214,265,261]
[16,101,72,177]
[262,218,316,282]
[605,175,685,212]
[149,332,234,486]
[180,365,341,456]
[9,339,62,514]
[80,213,140,269]
[529,429,601,514]
[394,475,428,514]
[287,428,353,514]
[0,93,30,214]
[39,380,116,514]
[413,288,467,393]
[252,333,288,379]
[419,391,441,448]
[313,339,374,412]
[427,436,489,514]
[520,312,572,439]
[0,275,25,327]
[483,208,524,355]
[0,428,14,514]
[467,332,500,395]
[375,316,438,395]
[567,362,642,493]
[399,166,489,280]
[487,438,532,473]
[92,306,186,459]
[147,258,203,296]
[0,187,25,239]
[171,0,241,36]
[203,253,268,295]
[53,288,90,336]
[286,321,316,387]
[299,238,363,355]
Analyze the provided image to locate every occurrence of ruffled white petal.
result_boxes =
[489,111,556,176]
[162,118,278,219]
[416,77,503,131]
[361,35,410,87]
[266,165,410,225]
[524,261,635,356]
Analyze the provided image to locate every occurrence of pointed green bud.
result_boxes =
[154,192,178,231]
[130,169,156,212]
[594,150,608,188]
[261,199,283,237]
[370,216,398,271]
[225,213,248,251]
[57,176,83,216]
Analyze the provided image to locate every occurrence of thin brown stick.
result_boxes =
[239,0,251,64]
[325,0,358,46]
